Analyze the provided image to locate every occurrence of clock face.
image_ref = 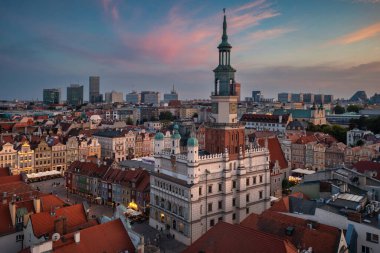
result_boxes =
[229,103,237,114]
[212,103,218,114]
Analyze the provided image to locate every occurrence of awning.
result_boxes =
[292,168,316,175]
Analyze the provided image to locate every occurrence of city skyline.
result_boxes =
[1,0,380,101]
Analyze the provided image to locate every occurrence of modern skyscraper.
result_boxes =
[141,91,160,105]
[89,76,102,103]
[105,91,123,103]
[67,84,84,106]
[251,90,262,102]
[43,88,61,105]
[163,85,179,103]
[126,91,141,104]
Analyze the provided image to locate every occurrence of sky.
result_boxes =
[0,0,380,101]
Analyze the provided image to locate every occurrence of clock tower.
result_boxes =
[205,9,245,160]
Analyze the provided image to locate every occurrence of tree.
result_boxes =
[333,105,345,114]
[126,117,133,125]
[159,111,174,121]
[346,104,362,113]
[356,139,365,146]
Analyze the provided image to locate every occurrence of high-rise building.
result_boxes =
[278,92,291,103]
[89,76,102,103]
[163,85,179,103]
[303,93,314,103]
[67,84,84,106]
[141,91,160,105]
[251,90,262,102]
[150,11,271,245]
[43,88,61,105]
[291,93,303,103]
[126,91,141,104]
[105,91,123,103]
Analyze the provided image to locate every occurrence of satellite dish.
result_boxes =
[52,233,61,241]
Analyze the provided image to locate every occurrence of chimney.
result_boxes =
[2,192,7,204]
[264,137,268,149]
[9,202,16,226]
[74,231,80,243]
[137,235,145,253]
[279,115,282,123]
[33,198,41,213]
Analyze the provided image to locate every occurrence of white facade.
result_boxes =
[0,142,17,169]
[347,128,373,146]
[149,134,271,245]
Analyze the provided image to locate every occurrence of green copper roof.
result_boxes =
[172,133,181,139]
[155,132,164,140]
[218,10,231,49]
[187,137,198,147]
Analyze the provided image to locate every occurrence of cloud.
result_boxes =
[108,0,285,69]
[101,0,120,21]
[329,22,380,45]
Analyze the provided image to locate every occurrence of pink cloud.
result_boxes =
[329,22,380,45]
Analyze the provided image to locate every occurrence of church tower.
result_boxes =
[205,9,245,160]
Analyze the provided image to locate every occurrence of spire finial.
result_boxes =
[222,8,228,43]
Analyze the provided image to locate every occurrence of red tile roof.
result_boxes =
[0,204,14,236]
[0,167,10,177]
[40,194,66,212]
[352,161,380,180]
[183,221,298,253]
[258,137,288,170]
[53,219,135,253]
[241,211,341,253]
[30,204,89,238]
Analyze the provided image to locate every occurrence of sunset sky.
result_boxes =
[1,0,380,101]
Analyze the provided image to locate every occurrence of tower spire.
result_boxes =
[222,8,228,43]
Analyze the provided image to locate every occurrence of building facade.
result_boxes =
[89,76,102,103]
[149,13,271,246]
[67,84,84,106]
[43,88,61,105]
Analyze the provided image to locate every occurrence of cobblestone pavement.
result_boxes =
[29,178,187,252]
[29,177,113,217]
[132,222,187,253]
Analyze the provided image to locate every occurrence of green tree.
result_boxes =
[159,111,174,121]
[356,139,365,146]
[126,117,133,125]
[333,105,345,114]
[347,104,362,113]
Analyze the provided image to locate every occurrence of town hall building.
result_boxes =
[149,11,271,245]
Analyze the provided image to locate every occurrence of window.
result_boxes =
[246,194,250,203]
[208,203,213,212]
[246,207,249,214]
[246,178,250,186]
[210,219,215,227]
[259,175,263,183]
[259,191,263,199]
[208,185,212,194]
[16,234,24,242]
[218,200,222,209]
[218,183,222,192]
[366,233,379,243]
[218,217,223,222]
[361,246,371,253]
[199,187,202,196]
[232,180,236,189]
[232,198,236,207]
[232,213,236,220]
[200,205,203,215]
[253,176,257,184]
